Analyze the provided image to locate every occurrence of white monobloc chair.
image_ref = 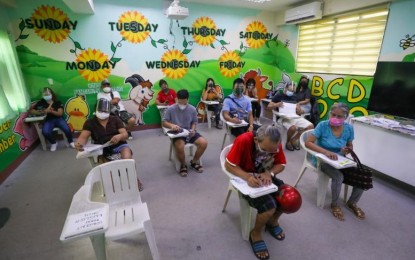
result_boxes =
[220,112,248,150]
[84,159,159,260]
[293,130,349,208]
[220,144,254,241]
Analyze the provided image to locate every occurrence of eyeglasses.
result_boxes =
[330,112,345,119]
[257,143,279,154]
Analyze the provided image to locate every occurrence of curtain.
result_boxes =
[0,29,30,120]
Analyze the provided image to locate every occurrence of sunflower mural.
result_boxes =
[219,51,242,78]
[118,11,151,44]
[161,49,188,79]
[30,5,71,43]
[245,21,268,49]
[192,17,217,46]
[76,48,112,82]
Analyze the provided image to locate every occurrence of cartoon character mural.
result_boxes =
[65,95,89,132]
[241,68,269,99]
[13,111,38,150]
[123,74,154,125]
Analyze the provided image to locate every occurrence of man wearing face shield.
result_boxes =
[30,87,75,151]
[268,83,314,151]
[162,89,208,177]
[222,78,259,137]
[97,79,136,139]
[75,98,143,190]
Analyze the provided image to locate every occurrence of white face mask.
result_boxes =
[178,104,187,110]
[96,111,110,120]
[103,87,111,93]
[43,95,52,101]
[286,90,294,96]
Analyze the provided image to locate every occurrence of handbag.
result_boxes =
[340,150,373,190]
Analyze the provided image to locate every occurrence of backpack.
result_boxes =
[308,96,320,126]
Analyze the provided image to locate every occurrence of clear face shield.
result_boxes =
[96,98,111,119]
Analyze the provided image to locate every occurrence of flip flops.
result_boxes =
[190,161,203,173]
[285,142,295,151]
[179,165,188,177]
[249,233,269,260]
[265,224,285,240]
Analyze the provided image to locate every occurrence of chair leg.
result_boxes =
[89,234,107,260]
[144,220,160,260]
[222,188,233,213]
[294,166,307,187]
[168,141,173,161]
[238,192,252,241]
[221,132,227,150]
[317,172,330,208]
[343,184,349,203]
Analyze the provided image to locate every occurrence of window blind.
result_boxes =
[296,7,389,76]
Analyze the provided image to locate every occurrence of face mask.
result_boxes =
[96,111,110,120]
[234,87,244,95]
[329,117,345,126]
[286,90,294,96]
[178,104,187,110]
[43,95,52,101]
[103,87,111,93]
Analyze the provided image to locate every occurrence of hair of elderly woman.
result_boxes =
[256,124,281,143]
[330,102,350,118]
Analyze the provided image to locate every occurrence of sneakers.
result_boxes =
[69,142,75,149]
[255,119,262,126]
[128,132,133,140]
[50,143,57,152]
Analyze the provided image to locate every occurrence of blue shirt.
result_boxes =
[313,120,354,154]
[222,93,252,120]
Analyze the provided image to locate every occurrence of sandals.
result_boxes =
[190,161,204,173]
[265,224,285,240]
[331,205,345,221]
[285,142,294,151]
[179,165,188,177]
[292,139,300,150]
[249,232,269,260]
[346,203,366,220]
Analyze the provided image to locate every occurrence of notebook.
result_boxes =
[226,120,249,127]
[230,177,278,198]
[76,141,112,159]
[62,208,106,239]
[166,128,189,138]
[316,153,357,169]
[278,102,298,118]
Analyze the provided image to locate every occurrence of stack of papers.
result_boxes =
[230,177,278,198]
[226,120,249,127]
[166,128,189,138]
[76,141,112,159]
[316,153,357,169]
[277,102,299,119]
[62,208,106,239]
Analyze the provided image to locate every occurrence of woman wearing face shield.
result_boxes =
[75,99,143,190]
[30,87,75,152]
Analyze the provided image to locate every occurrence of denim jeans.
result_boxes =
[42,118,73,144]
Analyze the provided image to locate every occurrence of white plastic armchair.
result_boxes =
[220,144,254,241]
[220,112,248,150]
[84,159,160,260]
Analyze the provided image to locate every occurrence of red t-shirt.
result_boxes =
[226,132,286,173]
[157,89,177,105]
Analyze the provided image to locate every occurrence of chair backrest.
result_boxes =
[220,145,235,179]
[85,159,141,204]
[300,129,319,158]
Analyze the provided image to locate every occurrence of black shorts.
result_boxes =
[119,111,135,124]
[172,132,202,144]
[242,177,284,214]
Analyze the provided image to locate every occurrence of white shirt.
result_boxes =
[97,91,126,111]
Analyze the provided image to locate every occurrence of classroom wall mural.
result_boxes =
[1,0,414,176]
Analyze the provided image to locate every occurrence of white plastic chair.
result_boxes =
[169,141,200,173]
[220,144,254,241]
[83,159,160,260]
[293,130,349,208]
[220,112,247,150]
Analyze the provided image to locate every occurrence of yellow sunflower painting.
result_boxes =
[192,17,217,46]
[76,48,111,82]
[245,21,267,49]
[219,51,241,78]
[118,11,150,44]
[161,49,188,79]
[31,5,70,43]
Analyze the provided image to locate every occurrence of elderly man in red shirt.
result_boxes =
[225,124,287,260]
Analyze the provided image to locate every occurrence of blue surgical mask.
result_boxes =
[43,95,52,101]
[286,90,294,97]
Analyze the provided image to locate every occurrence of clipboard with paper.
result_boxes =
[277,102,300,119]
[230,177,278,198]
[76,141,112,159]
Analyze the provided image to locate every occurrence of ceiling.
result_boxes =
[181,0,308,11]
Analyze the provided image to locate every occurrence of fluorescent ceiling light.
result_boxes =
[244,0,271,3]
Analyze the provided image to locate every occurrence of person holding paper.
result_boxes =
[30,87,75,151]
[201,78,223,129]
[244,78,262,126]
[163,89,208,177]
[305,102,365,221]
[75,99,143,190]
[225,125,287,260]
[268,83,313,151]
[222,78,259,137]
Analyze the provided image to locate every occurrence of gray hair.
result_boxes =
[256,125,281,143]
[330,102,349,118]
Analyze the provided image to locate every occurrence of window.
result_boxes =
[296,7,389,76]
[0,29,30,120]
